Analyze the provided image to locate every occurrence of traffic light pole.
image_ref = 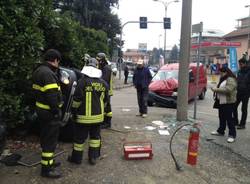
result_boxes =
[119,20,164,80]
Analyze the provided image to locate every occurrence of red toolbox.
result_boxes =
[123,142,153,160]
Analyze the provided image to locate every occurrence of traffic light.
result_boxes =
[139,17,147,29]
[164,17,171,29]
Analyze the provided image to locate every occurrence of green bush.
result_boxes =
[0,1,110,128]
[0,0,44,128]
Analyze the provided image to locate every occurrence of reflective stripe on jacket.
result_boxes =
[101,65,113,96]
[32,63,63,111]
[72,75,109,124]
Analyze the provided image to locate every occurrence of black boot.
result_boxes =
[67,150,82,164]
[67,155,82,164]
[52,161,61,168]
[41,166,61,179]
[88,157,96,165]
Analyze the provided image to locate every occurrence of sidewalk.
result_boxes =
[113,75,133,90]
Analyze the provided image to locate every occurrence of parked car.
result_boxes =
[148,63,207,108]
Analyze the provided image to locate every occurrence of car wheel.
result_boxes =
[148,101,153,106]
[198,89,206,100]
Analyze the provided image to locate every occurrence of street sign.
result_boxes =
[229,47,238,73]
[192,22,203,33]
[138,43,147,52]
[163,17,171,29]
[139,17,147,29]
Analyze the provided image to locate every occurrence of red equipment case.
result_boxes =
[123,141,153,160]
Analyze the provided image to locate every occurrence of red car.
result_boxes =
[148,63,207,108]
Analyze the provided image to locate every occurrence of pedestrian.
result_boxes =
[96,53,113,129]
[32,49,63,178]
[124,63,129,84]
[68,58,109,165]
[210,67,237,143]
[233,57,250,129]
[133,59,152,118]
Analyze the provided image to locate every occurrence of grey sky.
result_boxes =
[114,0,250,50]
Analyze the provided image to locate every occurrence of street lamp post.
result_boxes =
[153,0,179,64]
[158,34,162,48]
[245,5,250,57]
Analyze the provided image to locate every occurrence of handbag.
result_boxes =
[213,98,220,109]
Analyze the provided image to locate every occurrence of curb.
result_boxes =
[113,83,133,90]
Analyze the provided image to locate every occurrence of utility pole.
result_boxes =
[192,22,203,119]
[245,5,250,57]
[176,0,192,121]
[153,0,179,64]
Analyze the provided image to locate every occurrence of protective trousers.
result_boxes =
[103,100,112,128]
[71,123,101,162]
[136,87,149,114]
[38,109,60,171]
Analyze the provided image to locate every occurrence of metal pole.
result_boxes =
[176,0,192,121]
[193,27,202,119]
[119,31,123,80]
[118,20,165,80]
[164,5,167,64]
[246,5,250,56]
[158,34,162,48]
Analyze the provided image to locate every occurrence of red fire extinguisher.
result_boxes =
[187,124,200,166]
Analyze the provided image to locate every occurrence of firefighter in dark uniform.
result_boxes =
[32,49,63,178]
[68,58,109,165]
[96,53,113,129]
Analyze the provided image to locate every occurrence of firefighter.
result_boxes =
[81,53,91,68]
[96,53,113,129]
[32,49,63,178]
[68,58,109,165]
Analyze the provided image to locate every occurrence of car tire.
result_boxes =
[148,101,153,106]
[198,89,206,100]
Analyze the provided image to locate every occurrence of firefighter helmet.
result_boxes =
[86,58,98,68]
[96,53,107,61]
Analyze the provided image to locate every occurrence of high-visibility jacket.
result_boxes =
[32,63,63,113]
[72,75,109,124]
[101,65,113,96]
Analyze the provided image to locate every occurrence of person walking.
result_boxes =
[233,57,250,129]
[211,67,237,143]
[133,59,152,118]
[124,64,129,84]
[32,49,63,178]
[96,53,113,129]
[68,58,109,165]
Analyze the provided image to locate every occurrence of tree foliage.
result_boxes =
[170,44,179,61]
[54,0,121,57]
[0,0,119,128]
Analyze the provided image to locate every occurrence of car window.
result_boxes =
[165,70,178,80]
[152,70,178,81]
[152,71,166,81]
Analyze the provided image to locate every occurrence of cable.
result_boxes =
[169,123,191,171]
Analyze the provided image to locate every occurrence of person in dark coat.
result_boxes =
[233,57,250,129]
[32,49,63,178]
[124,64,129,84]
[133,59,152,118]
